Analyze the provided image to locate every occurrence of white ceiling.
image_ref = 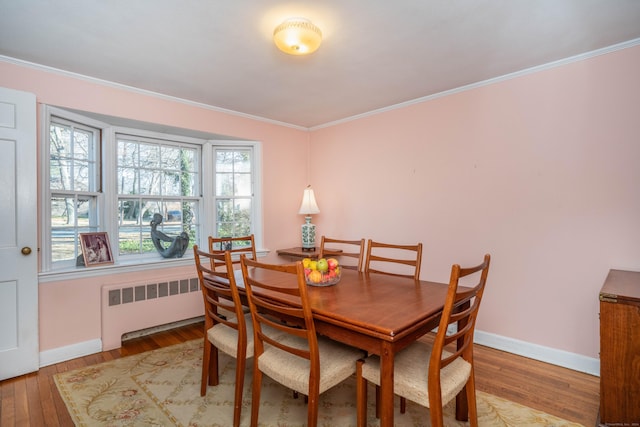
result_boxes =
[2,1,640,129]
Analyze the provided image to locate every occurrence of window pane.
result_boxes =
[119,199,141,226]
[235,173,251,196]
[51,197,76,262]
[117,167,138,194]
[162,170,182,196]
[214,148,253,239]
[117,138,198,199]
[217,222,234,237]
[161,145,181,170]
[49,158,69,190]
[216,151,233,172]
[182,201,197,225]
[216,199,232,223]
[50,195,97,262]
[49,159,91,191]
[234,199,251,222]
[216,173,233,197]
[50,123,71,157]
[51,231,76,262]
[139,169,161,195]
[181,149,196,172]
[49,120,96,193]
[181,172,197,197]
[76,198,93,227]
[234,150,251,172]
[73,129,90,161]
[119,226,143,255]
[48,116,99,267]
[117,139,139,167]
[141,200,161,223]
[139,143,160,169]
[164,201,183,224]
[72,160,90,192]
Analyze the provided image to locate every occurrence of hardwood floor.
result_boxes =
[473,343,599,426]
[0,321,599,426]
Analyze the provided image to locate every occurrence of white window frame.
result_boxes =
[211,145,257,240]
[113,129,203,262]
[41,107,108,273]
[39,106,263,280]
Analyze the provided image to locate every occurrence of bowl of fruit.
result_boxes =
[303,257,341,286]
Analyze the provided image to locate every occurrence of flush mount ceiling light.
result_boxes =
[273,18,322,55]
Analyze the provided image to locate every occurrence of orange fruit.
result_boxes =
[308,270,322,283]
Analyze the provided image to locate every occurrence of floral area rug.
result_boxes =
[54,339,584,426]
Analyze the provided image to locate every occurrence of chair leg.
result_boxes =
[400,396,406,413]
[250,363,263,427]
[356,360,367,427]
[307,384,320,427]
[465,373,479,427]
[233,355,246,427]
[428,395,444,427]
[201,339,219,395]
[200,338,210,396]
[210,346,219,386]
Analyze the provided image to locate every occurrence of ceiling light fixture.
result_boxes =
[273,18,322,56]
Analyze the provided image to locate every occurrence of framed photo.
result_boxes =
[80,232,114,267]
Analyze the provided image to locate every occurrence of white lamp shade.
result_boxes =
[298,186,320,215]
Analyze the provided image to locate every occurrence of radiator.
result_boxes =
[101,276,204,351]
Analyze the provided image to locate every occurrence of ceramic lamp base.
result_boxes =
[301,216,316,250]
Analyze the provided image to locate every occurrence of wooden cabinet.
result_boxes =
[599,269,640,424]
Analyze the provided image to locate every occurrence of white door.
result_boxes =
[0,87,38,380]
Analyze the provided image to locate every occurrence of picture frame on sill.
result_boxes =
[79,232,114,267]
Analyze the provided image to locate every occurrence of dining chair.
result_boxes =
[364,239,423,280]
[319,236,366,271]
[208,234,257,269]
[240,255,364,427]
[355,254,491,427]
[193,245,258,427]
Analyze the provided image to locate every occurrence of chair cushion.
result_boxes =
[258,335,363,395]
[207,313,254,358]
[360,340,471,407]
[208,314,285,359]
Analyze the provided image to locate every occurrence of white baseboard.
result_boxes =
[38,317,204,367]
[475,330,600,377]
[38,327,600,377]
[39,339,102,368]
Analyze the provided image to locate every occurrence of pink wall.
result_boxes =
[1,60,309,351]
[309,45,640,358]
[2,44,639,359]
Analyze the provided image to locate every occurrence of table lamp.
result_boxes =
[298,185,320,250]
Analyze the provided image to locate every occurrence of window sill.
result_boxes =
[38,249,271,283]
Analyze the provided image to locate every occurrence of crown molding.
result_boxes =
[310,37,640,131]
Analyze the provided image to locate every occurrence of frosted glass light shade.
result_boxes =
[273,18,322,56]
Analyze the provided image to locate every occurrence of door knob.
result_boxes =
[21,247,32,255]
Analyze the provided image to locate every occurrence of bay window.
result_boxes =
[41,106,261,275]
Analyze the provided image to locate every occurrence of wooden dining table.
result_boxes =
[231,258,469,427]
